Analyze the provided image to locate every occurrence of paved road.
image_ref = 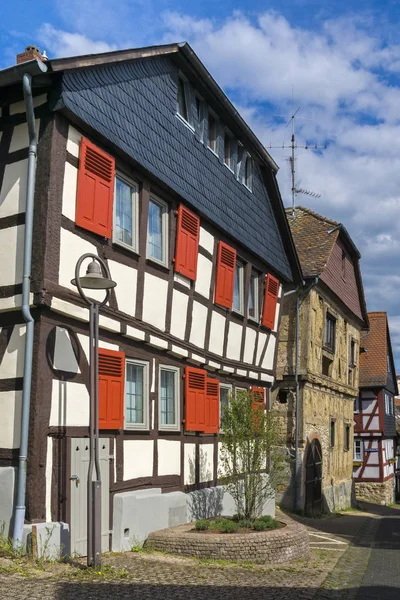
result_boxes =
[1,508,400,599]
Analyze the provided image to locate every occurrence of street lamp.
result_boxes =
[72,254,116,569]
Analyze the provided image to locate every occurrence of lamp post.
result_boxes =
[72,254,116,569]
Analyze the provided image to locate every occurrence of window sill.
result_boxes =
[124,425,150,432]
[158,427,180,433]
[232,308,245,319]
[248,315,259,324]
[113,240,140,256]
[224,162,235,173]
[176,112,195,133]
[323,346,335,355]
[207,145,219,158]
[146,256,170,272]
[243,183,253,193]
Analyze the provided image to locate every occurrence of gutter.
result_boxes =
[9,58,48,549]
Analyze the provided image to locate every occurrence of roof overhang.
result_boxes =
[0,58,48,88]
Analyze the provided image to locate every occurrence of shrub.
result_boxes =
[214,519,239,534]
[257,515,274,524]
[237,519,254,529]
[195,520,210,531]
[253,517,279,531]
[231,514,240,522]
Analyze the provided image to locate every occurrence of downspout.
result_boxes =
[293,289,300,512]
[12,73,40,549]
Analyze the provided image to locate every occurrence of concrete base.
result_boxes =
[0,467,16,537]
[112,485,275,551]
[322,480,353,512]
[22,522,70,559]
[355,479,395,506]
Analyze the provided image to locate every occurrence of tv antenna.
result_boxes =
[268,104,326,217]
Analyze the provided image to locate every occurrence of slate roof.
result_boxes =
[360,312,397,393]
[285,207,339,276]
[38,42,301,283]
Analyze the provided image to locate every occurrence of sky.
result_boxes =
[2,0,400,370]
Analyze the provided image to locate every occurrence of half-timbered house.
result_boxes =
[273,207,369,514]
[353,312,398,505]
[0,44,301,553]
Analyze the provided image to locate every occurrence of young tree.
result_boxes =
[219,390,288,520]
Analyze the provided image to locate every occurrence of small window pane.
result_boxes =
[160,369,176,425]
[248,271,259,320]
[220,386,230,422]
[115,177,134,248]
[126,363,144,424]
[148,199,164,262]
[354,440,362,461]
[177,78,188,121]
[245,157,252,189]
[233,262,243,313]
[208,113,217,152]
[224,134,231,168]
[330,420,335,447]
[325,315,336,352]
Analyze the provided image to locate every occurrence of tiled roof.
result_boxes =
[285,207,339,276]
[360,312,389,388]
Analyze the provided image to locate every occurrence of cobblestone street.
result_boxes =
[1,507,399,599]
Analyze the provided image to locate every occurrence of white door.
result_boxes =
[70,438,110,556]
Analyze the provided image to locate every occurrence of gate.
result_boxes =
[70,438,110,556]
[305,439,323,515]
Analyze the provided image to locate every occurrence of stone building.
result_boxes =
[273,207,368,514]
[354,312,398,505]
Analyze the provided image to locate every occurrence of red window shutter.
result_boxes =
[174,205,200,280]
[215,241,236,309]
[205,378,220,434]
[261,273,279,329]
[76,137,115,238]
[98,349,125,430]
[185,367,206,432]
[251,386,265,409]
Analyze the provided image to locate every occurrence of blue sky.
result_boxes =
[3,1,400,369]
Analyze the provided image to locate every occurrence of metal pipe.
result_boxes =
[87,303,95,566]
[12,73,38,549]
[293,289,300,512]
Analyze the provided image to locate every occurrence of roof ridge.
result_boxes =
[286,205,340,226]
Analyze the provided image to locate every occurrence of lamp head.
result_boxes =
[71,259,116,290]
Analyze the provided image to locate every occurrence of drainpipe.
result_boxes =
[293,289,300,513]
[12,73,40,549]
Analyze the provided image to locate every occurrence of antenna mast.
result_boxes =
[269,97,326,216]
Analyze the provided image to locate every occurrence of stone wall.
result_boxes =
[145,515,309,564]
[355,478,395,506]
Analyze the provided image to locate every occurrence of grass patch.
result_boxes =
[195,515,280,533]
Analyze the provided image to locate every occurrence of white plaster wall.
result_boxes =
[9,94,47,115]
[53,327,80,373]
[125,326,145,341]
[256,332,267,366]
[9,120,40,153]
[0,391,22,448]
[66,125,82,158]
[49,380,89,427]
[99,315,120,333]
[226,321,242,361]
[46,437,53,522]
[199,227,214,254]
[190,301,207,348]
[362,399,377,414]
[51,298,89,322]
[243,327,257,364]
[274,300,280,332]
[174,273,190,288]
[62,162,77,222]
[367,453,379,465]
[0,324,25,379]
[0,225,24,285]
[170,290,188,340]
[77,333,119,363]
[262,335,276,370]
[157,440,181,476]
[142,273,168,331]
[184,443,196,485]
[208,311,225,356]
[0,295,22,311]
[0,160,28,217]
[123,440,154,480]
[195,254,212,298]
[199,444,214,483]
[108,259,137,317]
[363,466,380,478]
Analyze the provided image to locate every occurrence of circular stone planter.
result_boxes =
[145,515,309,564]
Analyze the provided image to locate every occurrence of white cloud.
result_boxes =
[38,23,117,58]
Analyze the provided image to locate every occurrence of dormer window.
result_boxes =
[244,155,253,191]
[208,112,217,153]
[177,77,188,122]
[224,131,233,170]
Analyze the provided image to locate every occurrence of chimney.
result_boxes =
[16,45,46,65]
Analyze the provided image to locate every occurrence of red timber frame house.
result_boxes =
[354,312,398,505]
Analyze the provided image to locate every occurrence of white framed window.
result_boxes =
[224,131,233,170]
[159,365,180,431]
[233,260,244,314]
[385,392,393,415]
[147,195,168,266]
[113,174,139,252]
[354,397,360,413]
[220,383,232,426]
[177,76,193,128]
[196,95,205,141]
[354,439,363,461]
[208,111,218,154]
[125,359,149,430]
[235,386,246,398]
[248,270,259,321]
[244,155,253,191]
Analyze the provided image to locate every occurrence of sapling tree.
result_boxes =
[219,390,288,520]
